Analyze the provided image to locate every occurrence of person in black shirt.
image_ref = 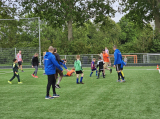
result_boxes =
[31,53,39,78]
[53,48,69,88]
[8,59,22,84]
[97,57,105,79]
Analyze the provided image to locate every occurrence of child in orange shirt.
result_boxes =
[64,68,75,76]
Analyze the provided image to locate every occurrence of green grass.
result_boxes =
[0,66,160,119]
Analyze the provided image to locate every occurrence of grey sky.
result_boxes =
[3,0,125,22]
[111,1,125,23]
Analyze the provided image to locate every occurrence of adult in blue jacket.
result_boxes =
[44,46,63,99]
[113,45,126,82]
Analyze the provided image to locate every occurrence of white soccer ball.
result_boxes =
[159,69,160,74]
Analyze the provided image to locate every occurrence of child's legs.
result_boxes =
[57,70,63,85]
[77,74,79,78]
[20,65,22,70]
[34,66,38,76]
[15,74,20,82]
[10,73,16,81]
[81,73,84,77]
[57,76,63,85]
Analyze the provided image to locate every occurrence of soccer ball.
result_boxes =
[159,69,160,74]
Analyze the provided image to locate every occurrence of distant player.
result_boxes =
[64,67,75,76]
[113,45,126,82]
[120,60,126,79]
[97,57,105,79]
[31,53,39,78]
[74,55,84,84]
[8,59,23,84]
[16,50,24,72]
[90,58,98,77]
[105,47,109,54]
[103,49,112,75]
[121,56,127,78]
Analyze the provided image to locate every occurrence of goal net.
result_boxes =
[0,17,41,66]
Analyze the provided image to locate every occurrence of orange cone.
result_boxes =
[157,65,159,70]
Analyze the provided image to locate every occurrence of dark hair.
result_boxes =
[54,48,57,52]
[102,49,105,51]
[13,59,17,62]
[63,59,67,61]
[99,57,101,59]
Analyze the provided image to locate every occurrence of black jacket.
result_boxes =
[32,57,39,66]
[53,53,63,64]
[12,63,18,72]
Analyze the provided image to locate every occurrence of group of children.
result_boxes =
[8,46,126,85]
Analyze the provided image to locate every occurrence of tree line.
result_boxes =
[0,0,160,55]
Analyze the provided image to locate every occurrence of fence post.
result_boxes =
[147,53,149,63]
[65,55,66,65]
[91,55,93,62]
[15,48,16,59]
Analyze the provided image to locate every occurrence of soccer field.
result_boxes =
[0,66,160,119]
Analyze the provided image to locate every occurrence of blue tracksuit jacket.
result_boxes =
[44,52,63,75]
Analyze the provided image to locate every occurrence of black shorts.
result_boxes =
[18,61,22,66]
[76,70,83,74]
[99,69,103,73]
[116,64,123,71]
[55,68,63,79]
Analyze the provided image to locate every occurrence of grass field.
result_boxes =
[0,66,160,119]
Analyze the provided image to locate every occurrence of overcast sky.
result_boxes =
[111,1,125,23]
[3,0,125,23]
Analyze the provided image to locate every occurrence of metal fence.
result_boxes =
[0,47,39,66]
[58,53,160,67]
[0,51,160,68]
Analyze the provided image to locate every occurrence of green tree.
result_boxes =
[120,0,160,32]
[18,0,116,41]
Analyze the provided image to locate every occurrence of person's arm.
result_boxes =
[38,58,40,66]
[96,61,99,68]
[51,56,63,71]
[31,57,34,67]
[62,63,69,71]
[21,55,23,62]
[113,52,117,68]
[74,60,76,68]
[16,54,18,60]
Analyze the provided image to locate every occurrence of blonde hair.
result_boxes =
[76,55,80,59]
[72,67,75,70]
[48,46,54,51]
[93,58,96,61]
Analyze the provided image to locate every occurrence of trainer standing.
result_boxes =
[16,50,24,72]
[113,45,125,82]
[44,46,63,99]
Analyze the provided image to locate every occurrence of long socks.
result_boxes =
[80,77,83,82]
[90,72,93,77]
[118,72,124,80]
[76,78,79,83]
